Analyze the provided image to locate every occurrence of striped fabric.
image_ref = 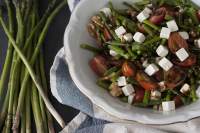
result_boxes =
[49,1,200,133]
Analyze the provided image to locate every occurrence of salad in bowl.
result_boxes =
[81,0,200,112]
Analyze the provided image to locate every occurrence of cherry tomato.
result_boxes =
[89,55,108,76]
[164,67,186,89]
[103,28,112,41]
[173,96,183,108]
[135,71,158,90]
[172,54,197,67]
[134,87,145,103]
[168,32,188,53]
[149,14,165,25]
[122,61,136,77]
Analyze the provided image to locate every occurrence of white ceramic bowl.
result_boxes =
[64,0,200,124]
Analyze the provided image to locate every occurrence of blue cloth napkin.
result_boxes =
[49,1,200,133]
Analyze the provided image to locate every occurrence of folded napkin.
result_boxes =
[49,1,200,133]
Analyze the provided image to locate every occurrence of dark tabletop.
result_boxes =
[0,0,79,132]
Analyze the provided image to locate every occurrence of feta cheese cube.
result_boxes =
[194,39,200,48]
[123,33,133,42]
[115,26,126,37]
[142,60,149,68]
[180,83,190,94]
[133,32,146,43]
[179,31,189,40]
[136,11,150,22]
[143,7,152,14]
[128,93,135,104]
[109,50,117,56]
[166,20,179,32]
[196,86,200,98]
[145,64,159,76]
[122,84,135,96]
[158,57,173,71]
[158,81,167,92]
[151,90,161,100]
[160,27,171,39]
[175,48,189,62]
[162,101,175,111]
[100,8,111,17]
[117,76,127,87]
[156,45,169,57]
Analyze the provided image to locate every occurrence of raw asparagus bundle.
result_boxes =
[0,0,67,132]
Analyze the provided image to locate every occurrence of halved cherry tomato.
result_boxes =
[168,32,189,53]
[172,54,197,67]
[173,96,183,108]
[135,71,158,90]
[122,61,136,77]
[103,28,112,41]
[164,67,186,89]
[149,6,175,25]
[89,55,108,76]
[134,87,145,103]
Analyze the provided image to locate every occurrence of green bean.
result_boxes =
[190,78,198,102]
[80,44,102,53]
[164,14,173,21]
[106,41,127,46]
[143,90,150,104]
[160,39,167,45]
[143,36,161,45]
[165,90,171,101]
[104,66,119,76]
[143,20,160,31]
[123,2,140,12]
[108,45,129,59]
[143,24,154,36]
[126,77,138,85]
[134,100,161,107]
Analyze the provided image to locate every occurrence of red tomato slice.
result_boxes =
[172,54,197,67]
[89,55,108,76]
[164,67,186,89]
[173,96,183,108]
[168,32,189,53]
[122,61,136,77]
[197,10,200,21]
[134,87,145,103]
[135,71,158,90]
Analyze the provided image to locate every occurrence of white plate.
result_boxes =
[64,0,200,124]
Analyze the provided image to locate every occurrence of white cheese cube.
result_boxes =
[156,45,169,57]
[151,90,161,100]
[115,26,126,37]
[128,93,135,104]
[100,8,112,17]
[143,7,152,14]
[136,11,150,22]
[158,81,167,92]
[142,60,149,68]
[166,20,179,32]
[145,64,159,76]
[117,76,127,87]
[109,50,118,56]
[133,32,146,43]
[179,31,189,40]
[196,86,200,98]
[158,57,173,71]
[160,27,171,39]
[122,84,135,96]
[175,48,189,62]
[180,83,190,94]
[123,33,133,42]
[194,39,200,48]
[162,101,175,111]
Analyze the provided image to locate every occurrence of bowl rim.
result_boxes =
[63,0,200,124]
